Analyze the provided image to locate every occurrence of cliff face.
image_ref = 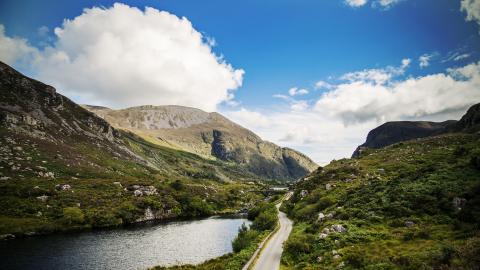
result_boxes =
[86,105,318,180]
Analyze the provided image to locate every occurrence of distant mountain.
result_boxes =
[85,105,318,180]
[352,103,480,157]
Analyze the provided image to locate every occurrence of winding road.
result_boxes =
[251,195,293,270]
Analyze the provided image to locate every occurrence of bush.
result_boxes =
[251,210,277,231]
[248,202,270,220]
[284,234,314,255]
[62,207,84,225]
[232,223,259,252]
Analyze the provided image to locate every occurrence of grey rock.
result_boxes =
[405,221,415,227]
[331,224,347,233]
[36,195,49,202]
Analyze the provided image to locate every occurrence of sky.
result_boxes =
[1,0,480,164]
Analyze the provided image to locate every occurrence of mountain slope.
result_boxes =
[85,105,318,180]
[0,61,265,237]
[281,105,480,269]
[352,103,480,158]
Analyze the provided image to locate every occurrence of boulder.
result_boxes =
[326,183,332,190]
[318,212,325,221]
[331,224,347,233]
[318,233,328,239]
[405,221,415,227]
[134,190,143,197]
[55,184,71,191]
[36,195,49,202]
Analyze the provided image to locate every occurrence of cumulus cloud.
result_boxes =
[0,4,244,111]
[0,25,39,68]
[461,0,480,26]
[315,61,480,125]
[340,58,409,85]
[345,0,368,7]
[226,60,480,164]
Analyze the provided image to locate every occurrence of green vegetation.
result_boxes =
[0,127,265,236]
[281,134,480,269]
[153,202,279,270]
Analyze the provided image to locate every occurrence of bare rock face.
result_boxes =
[86,104,318,181]
[0,61,120,143]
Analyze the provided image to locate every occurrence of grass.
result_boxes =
[0,127,266,236]
[281,133,480,269]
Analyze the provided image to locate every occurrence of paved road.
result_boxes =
[251,201,293,270]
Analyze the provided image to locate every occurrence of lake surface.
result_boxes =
[0,216,250,270]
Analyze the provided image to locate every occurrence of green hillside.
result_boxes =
[0,61,266,237]
[281,133,480,269]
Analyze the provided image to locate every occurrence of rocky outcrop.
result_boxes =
[0,61,121,143]
[352,103,480,157]
[451,103,480,133]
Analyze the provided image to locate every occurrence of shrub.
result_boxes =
[284,234,314,255]
[251,210,277,231]
[232,223,259,252]
[62,207,84,225]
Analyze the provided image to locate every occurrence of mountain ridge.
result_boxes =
[352,104,480,157]
[85,104,318,180]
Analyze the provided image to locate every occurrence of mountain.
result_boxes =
[84,105,318,180]
[0,61,268,237]
[451,103,480,133]
[281,105,480,269]
[352,103,480,157]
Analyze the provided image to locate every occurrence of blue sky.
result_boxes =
[1,0,480,163]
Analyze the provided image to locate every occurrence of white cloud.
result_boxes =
[401,58,411,68]
[315,61,480,125]
[443,52,471,63]
[340,59,409,85]
[419,53,435,68]
[290,100,309,111]
[345,0,403,9]
[0,25,39,67]
[345,0,368,7]
[461,0,480,27]
[454,53,471,61]
[374,0,403,9]
[288,87,309,96]
[226,61,480,164]
[37,26,49,37]
[314,80,334,90]
[0,4,244,112]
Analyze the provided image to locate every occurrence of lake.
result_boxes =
[0,216,250,270]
